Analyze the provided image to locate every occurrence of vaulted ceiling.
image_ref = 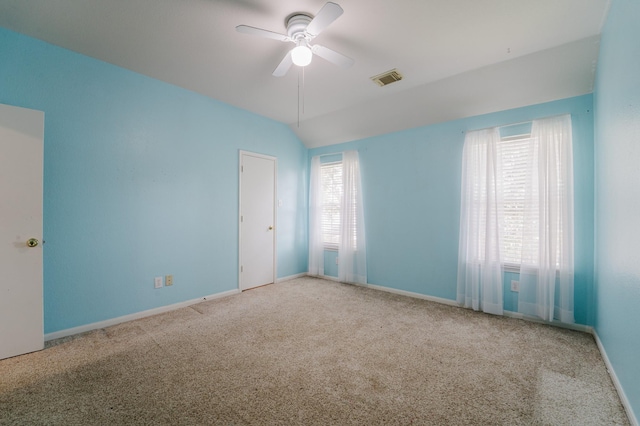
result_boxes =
[0,0,611,147]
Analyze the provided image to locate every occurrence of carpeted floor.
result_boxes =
[0,277,629,425]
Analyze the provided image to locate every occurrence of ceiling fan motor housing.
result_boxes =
[287,14,313,41]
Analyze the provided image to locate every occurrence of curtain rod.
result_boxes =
[465,120,532,134]
[465,113,572,134]
[316,152,344,157]
[499,120,534,128]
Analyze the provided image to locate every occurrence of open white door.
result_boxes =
[0,103,44,360]
[239,151,276,291]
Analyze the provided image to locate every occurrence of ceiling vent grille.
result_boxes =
[371,69,403,87]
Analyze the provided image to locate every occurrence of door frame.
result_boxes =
[238,150,277,291]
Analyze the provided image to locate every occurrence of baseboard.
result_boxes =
[309,273,458,306]
[360,283,591,332]
[276,272,308,283]
[44,289,240,341]
[502,310,593,334]
[312,274,341,282]
[354,281,459,307]
[593,330,639,426]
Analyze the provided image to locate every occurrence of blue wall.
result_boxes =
[310,95,595,325]
[594,0,640,419]
[0,28,308,334]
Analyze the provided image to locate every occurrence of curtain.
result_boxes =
[308,156,324,276]
[457,128,504,315]
[338,151,367,284]
[518,115,574,323]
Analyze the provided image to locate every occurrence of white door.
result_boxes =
[0,103,44,360]
[239,151,276,290]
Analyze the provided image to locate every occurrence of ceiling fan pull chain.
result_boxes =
[297,69,300,127]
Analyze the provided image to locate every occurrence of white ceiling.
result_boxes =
[0,0,610,148]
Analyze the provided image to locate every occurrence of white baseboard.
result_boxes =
[44,289,240,341]
[46,272,308,341]
[354,281,459,307]
[593,331,638,426]
[502,310,593,334]
[309,274,458,306]
[276,272,308,283]
[313,274,341,282]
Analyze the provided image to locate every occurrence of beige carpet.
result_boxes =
[0,277,629,425]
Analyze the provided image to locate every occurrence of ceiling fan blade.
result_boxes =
[306,2,344,37]
[273,50,294,77]
[236,25,290,42]
[311,44,354,69]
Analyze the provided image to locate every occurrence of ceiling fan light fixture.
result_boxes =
[291,44,313,67]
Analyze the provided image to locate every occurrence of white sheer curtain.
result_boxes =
[518,114,574,323]
[338,151,367,284]
[308,156,324,276]
[457,128,504,315]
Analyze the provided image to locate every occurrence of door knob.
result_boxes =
[27,238,39,248]
[268,226,273,230]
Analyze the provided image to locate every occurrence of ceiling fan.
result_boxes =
[236,2,354,77]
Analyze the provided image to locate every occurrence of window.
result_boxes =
[497,135,530,267]
[497,134,565,269]
[458,115,574,321]
[309,151,367,284]
[320,160,358,250]
[320,161,342,249]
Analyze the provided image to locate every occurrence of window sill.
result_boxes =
[501,264,562,277]
[503,263,521,273]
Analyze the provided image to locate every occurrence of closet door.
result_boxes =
[239,151,276,290]
[0,103,44,360]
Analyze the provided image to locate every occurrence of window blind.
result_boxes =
[497,135,564,267]
[497,136,531,265]
[320,161,343,248]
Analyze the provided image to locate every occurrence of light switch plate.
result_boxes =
[154,276,163,289]
[511,280,520,292]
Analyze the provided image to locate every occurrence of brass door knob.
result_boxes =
[27,238,39,248]
[268,226,273,230]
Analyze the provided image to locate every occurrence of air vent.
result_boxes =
[371,69,403,87]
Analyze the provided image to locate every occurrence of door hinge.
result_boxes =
[240,266,243,272]
[241,165,244,172]
[240,215,243,222]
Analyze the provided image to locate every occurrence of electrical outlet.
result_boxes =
[511,280,520,292]
[165,275,173,286]
[154,276,163,289]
